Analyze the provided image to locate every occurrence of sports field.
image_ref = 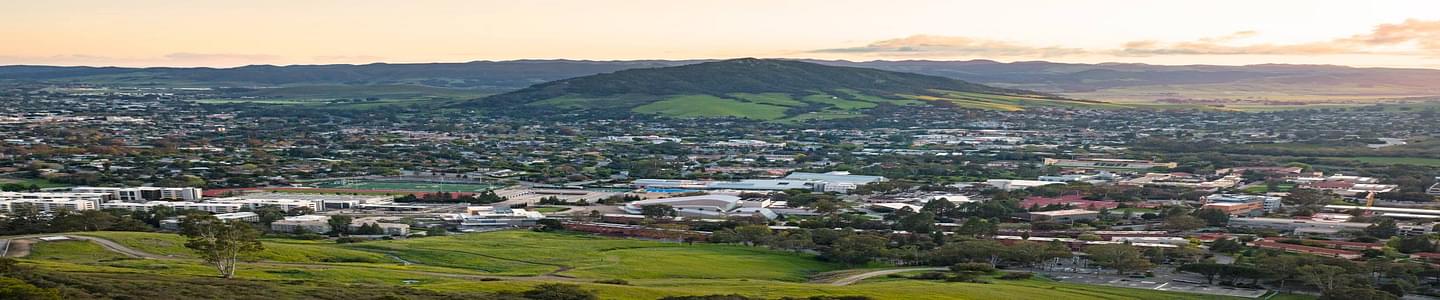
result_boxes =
[314,180,503,192]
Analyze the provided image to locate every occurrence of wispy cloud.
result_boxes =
[811,35,1088,58]
[1121,19,1440,56]
[814,19,1440,59]
[0,53,375,67]
[162,52,282,62]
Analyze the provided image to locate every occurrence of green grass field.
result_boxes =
[27,230,1276,299]
[531,206,571,213]
[630,92,922,121]
[72,232,388,263]
[25,240,131,262]
[189,85,494,111]
[633,95,791,120]
[1243,183,1296,193]
[909,91,1131,111]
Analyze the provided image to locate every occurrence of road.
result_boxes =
[820,267,947,286]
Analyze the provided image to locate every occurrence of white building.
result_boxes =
[985,179,1064,191]
[270,215,332,233]
[72,187,203,202]
[451,206,545,229]
[620,194,775,219]
[101,201,243,213]
[1429,178,1440,196]
[0,192,110,212]
[0,198,99,212]
[1204,194,1283,213]
[207,198,321,212]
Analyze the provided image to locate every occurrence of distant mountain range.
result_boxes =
[4,58,1439,103]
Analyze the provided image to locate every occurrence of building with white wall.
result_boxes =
[0,192,109,212]
[1204,194,1283,213]
[101,201,243,213]
[270,215,332,233]
[72,187,203,202]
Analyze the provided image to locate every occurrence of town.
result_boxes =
[1,82,1439,300]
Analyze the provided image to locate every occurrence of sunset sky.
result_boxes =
[3,0,1440,68]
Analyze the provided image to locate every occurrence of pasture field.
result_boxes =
[25,240,130,262]
[633,95,791,120]
[21,230,1283,299]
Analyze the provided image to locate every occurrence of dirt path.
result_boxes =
[2,239,33,257]
[817,267,948,286]
[66,235,165,259]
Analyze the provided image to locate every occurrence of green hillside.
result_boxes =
[12,231,1270,300]
[477,58,1105,120]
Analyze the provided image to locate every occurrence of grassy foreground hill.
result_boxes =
[4,230,1267,300]
[476,58,1112,120]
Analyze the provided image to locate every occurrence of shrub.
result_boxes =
[910,272,949,280]
[944,273,990,284]
[594,279,629,285]
[950,263,997,274]
[335,237,367,244]
[998,272,1033,280]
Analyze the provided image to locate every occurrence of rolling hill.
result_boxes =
[474,58,1101,120]
[6,58,1438,106]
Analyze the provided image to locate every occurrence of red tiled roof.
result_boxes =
[1021,194,1119,210]
[1251,241,1362,256]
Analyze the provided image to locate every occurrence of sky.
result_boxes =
[3,0,1440,68]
